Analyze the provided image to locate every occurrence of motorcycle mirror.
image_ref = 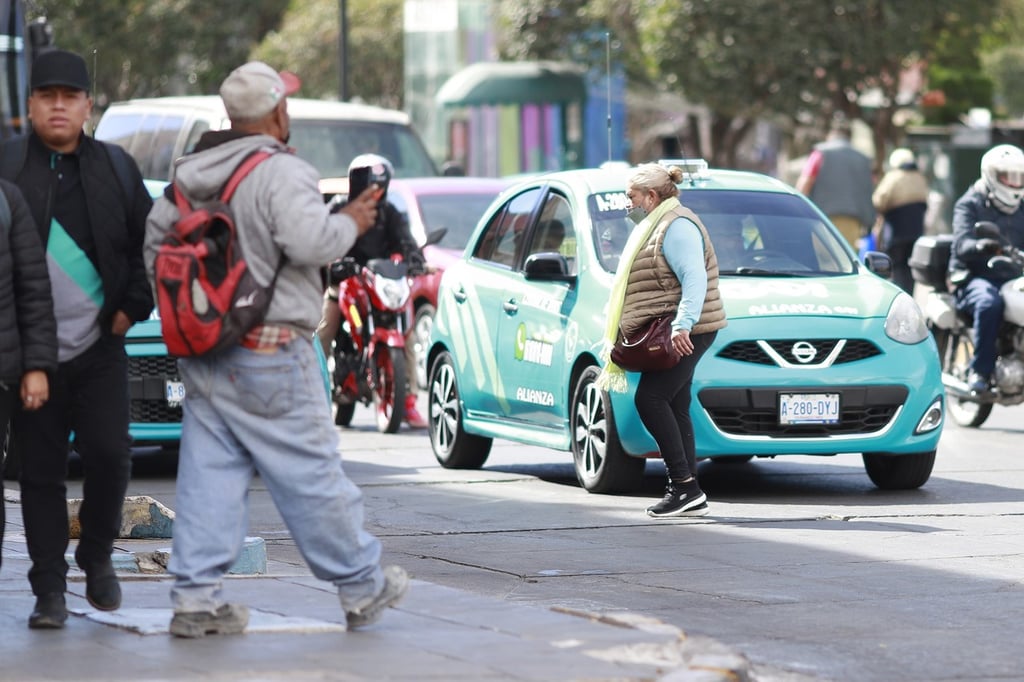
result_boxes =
[974,221,1002,240]
[424,228,448,246]
[987,255,1023,281]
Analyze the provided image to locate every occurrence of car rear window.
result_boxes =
[289,119,437,179]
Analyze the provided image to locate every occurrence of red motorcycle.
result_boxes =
[328,255,412,433]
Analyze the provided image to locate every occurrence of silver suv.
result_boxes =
[94,96,438,182]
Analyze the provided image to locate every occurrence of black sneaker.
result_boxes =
[647,486,708,518]
[967,372,991,394]
[169,603,250,638]
[346,565,409,630]
[28,592,67,629]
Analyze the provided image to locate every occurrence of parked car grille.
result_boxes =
[717,339,881,366]
[127,355,182,424]
[698,385,907,436]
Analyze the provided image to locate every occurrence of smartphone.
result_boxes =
[348,165,370,199]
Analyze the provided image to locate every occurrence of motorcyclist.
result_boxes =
[949,143,1024,393]
[317,153,428,428]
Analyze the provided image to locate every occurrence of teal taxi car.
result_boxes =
[426,160,944,494]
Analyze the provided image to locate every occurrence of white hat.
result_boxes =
[888,148,915,169]
[219,61,301,120]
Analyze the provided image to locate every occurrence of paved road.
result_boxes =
[81,403,1024,681]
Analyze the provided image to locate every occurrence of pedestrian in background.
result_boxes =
[145,61,408,638]
[795,118,876,249]
[0,178,57,576]
[0,49,154,629]
[600,163,727,518]
[872,148,929,293]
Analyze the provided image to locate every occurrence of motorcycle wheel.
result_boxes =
[934,328,993,427]
[372,345,406,434]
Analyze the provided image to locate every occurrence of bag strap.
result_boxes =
[171,149,275,215]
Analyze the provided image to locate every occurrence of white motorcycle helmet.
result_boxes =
[981,144,1024,213]
[348,153,393,200]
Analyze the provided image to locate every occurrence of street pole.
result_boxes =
[338,0,349,101]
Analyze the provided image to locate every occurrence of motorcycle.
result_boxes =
[914,221,1024,427]
[328,255,413,433]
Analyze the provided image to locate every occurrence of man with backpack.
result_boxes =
[0,49,154,629]
[144,61,408,638]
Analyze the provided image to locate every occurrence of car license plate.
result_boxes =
[778,393,839,425]
[165,380,186,406]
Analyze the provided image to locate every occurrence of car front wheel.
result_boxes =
[428,351,492,468]
[862,450,936,490]
[571,365,644,494]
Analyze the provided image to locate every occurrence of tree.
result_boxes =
[252,0,404,107]
[27,0,289,106]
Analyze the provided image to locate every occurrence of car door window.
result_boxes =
[524,192,577,274]
[472,188,541,267]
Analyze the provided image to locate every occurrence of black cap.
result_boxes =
[30,49,90,92]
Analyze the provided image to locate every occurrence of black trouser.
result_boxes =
[634,331,717,483]
[0,385,15,571]
[12,335,132,596]
[886,239,917,294]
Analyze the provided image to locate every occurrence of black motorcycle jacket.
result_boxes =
[347,201,423,272]
[949,180,1024,287]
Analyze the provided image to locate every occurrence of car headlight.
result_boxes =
[884,292,928,344]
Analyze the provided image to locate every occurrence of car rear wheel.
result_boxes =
[428,351,492,468]
[571,365,644,494]
[862,450,936,490]
[412,304,435,390]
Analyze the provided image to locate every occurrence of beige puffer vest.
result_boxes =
[618,204,727,339]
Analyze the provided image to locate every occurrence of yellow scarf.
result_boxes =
[596,196,681,393]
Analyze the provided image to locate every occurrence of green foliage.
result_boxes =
[983,46,1024,117]
[28,0,289,105]
[252,0,404,107]
[925,64,993,124]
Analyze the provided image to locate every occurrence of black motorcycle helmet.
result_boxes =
[348,153,393,201]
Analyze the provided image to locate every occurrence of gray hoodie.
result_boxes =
[144,133,359,335]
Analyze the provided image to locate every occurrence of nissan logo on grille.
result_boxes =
[791,341,817,363]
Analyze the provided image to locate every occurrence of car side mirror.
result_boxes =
[524,252,575,284]
[862,251,893,280]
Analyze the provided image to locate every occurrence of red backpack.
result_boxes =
[154,150,280,357]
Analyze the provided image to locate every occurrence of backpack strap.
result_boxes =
[220,150,273,202]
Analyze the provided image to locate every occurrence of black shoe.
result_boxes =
[967,372,991,394]
[83,561,121,611]
[28,592,67,629]
[647,483,707,518]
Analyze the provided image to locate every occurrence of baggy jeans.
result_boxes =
[168,336,384,613]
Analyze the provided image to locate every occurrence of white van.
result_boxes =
[94,96,438,182]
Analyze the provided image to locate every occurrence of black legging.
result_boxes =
[634,331,717,483]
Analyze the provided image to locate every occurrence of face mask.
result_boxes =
[626,205,647,225]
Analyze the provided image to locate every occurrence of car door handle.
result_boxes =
[453,287,467,303]
[502,299,518,314]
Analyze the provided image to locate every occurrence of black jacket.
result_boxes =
[0,178,57,383]
[348,201,422,268]
[0,133,154,331]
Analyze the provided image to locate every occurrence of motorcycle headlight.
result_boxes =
[884,292,929,344]
[376,276,410,310]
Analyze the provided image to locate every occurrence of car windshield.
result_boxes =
[395,192,499,250]
[588,189,857,276]
[288,119,438,179]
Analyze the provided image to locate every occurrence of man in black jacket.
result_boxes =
[0,49,153,629]
[0,178,57,574]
